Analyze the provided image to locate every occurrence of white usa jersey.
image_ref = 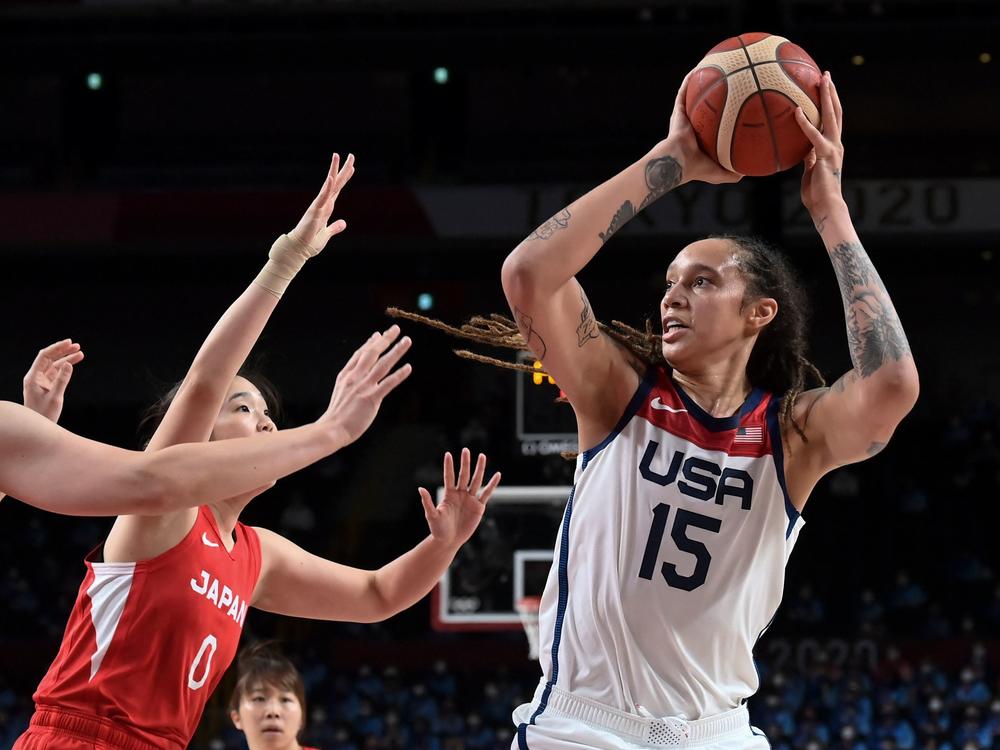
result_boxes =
[525,367,804,725]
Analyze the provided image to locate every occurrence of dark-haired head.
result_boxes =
[229,642,307,748]
[138,369,282,449]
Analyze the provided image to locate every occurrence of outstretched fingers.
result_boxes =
[355,325,400,374]
[372,361,412,401]
[368,335,412,384]
[28,340,79,375]
[479,471,502,505]
[443,451,456,489]
[457,447,471,489]
[469,452,487,495]
[418,487,436,518]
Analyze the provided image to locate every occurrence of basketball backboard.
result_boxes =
[431,485,571,631]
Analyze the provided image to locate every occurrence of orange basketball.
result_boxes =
[685,32,823,177]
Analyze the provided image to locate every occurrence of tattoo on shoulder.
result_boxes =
[638,156,682,211]
[527,209,571,242]
[576,290,600,347]
[599,200,635,244]
[829,241,911,378]
[831,371,858,393]
[866,441,887,457]
[514,306,548,359]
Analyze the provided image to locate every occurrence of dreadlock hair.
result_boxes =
[388,233,824,441]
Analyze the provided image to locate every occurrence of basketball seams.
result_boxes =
[690,32,821,175]
[737,34,781,175]
[715,68,756,172]
[757,59,820,125]
[687,66,728,115]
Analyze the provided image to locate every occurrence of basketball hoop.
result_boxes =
[516,596,542,660]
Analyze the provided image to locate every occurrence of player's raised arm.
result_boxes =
[252,448,500,622]
[788,72,919,502]
[0,329,411,517]
[500,75,741,445]
[147,153,354,452]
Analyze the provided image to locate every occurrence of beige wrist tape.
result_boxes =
[253,234,318,298]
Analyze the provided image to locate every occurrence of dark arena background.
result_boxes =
[2,1,999,749]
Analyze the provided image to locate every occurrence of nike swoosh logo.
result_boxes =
[650,397,687,413]
[201,532,220,548]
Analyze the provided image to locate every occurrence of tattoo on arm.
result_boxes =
[514,306,548,360]
[828,241,911,378]
[526,209,572,242]
[599,200,635,244]
[576,290,600,347]
[638,156,682,211]
[598,156,682,244]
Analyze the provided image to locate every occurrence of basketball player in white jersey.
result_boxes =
[1,331,411,517]
[502,72,918,749]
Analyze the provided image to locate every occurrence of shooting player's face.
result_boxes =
[660,238,755,370]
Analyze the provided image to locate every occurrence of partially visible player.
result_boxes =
[1,330,409,517]
[229,643,317,750]
[0,339,85,504]
[14,153,501,750]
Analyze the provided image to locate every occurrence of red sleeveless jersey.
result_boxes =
[24,506,262,750]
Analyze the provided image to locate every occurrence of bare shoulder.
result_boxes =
[103,508,199,563]
[572,338,648,450]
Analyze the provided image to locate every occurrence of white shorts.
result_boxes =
[511,685,770,750]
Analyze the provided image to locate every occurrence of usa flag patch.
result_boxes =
[734,425,764,444]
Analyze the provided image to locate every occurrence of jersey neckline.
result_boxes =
[669,377,766,433]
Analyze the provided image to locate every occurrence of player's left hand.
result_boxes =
[287,152,356,254]
[23,339,85,423]
[419,448,501,548]
[796,71,845,220]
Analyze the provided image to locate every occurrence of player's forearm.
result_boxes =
[143,421,349,511]
[369,535,460,619]
[819,203,919,405]
[502,138,685,297]
[0,402,349,515]
[184,283,280,387]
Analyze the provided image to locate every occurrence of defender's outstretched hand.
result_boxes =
[23,339,84,423]
[319,325,412,445]
[288,152,356,252]
[419,448,501,548]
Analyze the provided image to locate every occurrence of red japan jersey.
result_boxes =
[30,506,262,750]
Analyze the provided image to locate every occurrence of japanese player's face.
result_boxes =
[660,238,769,370]
[211,376,277,441]
[231,681,304,750]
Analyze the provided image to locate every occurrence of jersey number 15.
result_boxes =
[638,503,721,591]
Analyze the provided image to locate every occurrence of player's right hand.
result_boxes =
[319,325,412,445]
[23,339,85,423]
[664,72,743,186]
[287,152,356,255]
